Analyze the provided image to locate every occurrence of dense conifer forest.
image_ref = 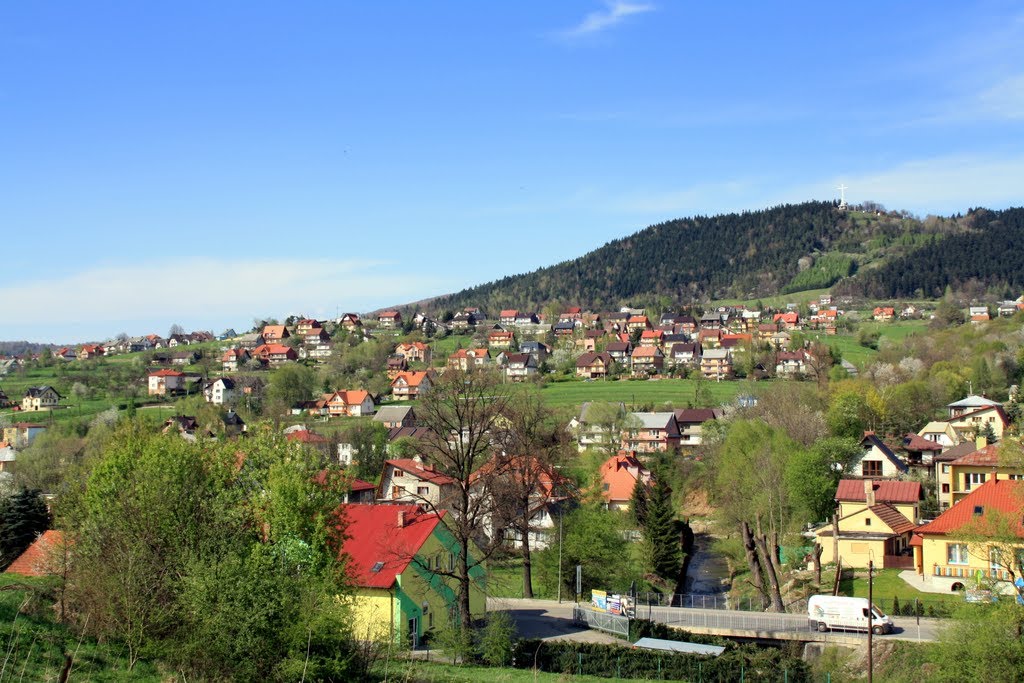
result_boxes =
[428,202,1023,314]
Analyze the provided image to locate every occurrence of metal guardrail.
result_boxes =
[572,606,630,639]
[636,592,809,615]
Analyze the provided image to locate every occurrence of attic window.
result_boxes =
[973,506,984,516]
[371,561,385,574]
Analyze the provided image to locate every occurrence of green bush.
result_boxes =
[509,639,809,681]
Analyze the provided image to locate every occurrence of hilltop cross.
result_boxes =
[837,184,848,210]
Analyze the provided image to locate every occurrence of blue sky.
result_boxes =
[2,2,1023,342]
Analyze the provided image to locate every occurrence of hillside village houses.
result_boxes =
[21,386,61,411]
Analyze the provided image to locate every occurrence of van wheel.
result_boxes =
[872,626,884,635]
[817,623,828,632]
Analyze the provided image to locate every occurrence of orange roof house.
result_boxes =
[598,453,653,512]
[5,530,66,577]
[261,325,290,341]
[912,479,1024,585]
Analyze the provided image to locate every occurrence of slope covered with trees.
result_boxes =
[426,202,1022,314]
[841,207,1024,299]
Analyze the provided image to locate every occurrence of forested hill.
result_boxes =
[838,207,1024,299]
[427,201,969,314]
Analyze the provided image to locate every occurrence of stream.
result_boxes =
[683,532,731,595]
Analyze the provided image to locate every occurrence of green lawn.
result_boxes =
[809,319,928,369]
[539,378,750,409]
[378,660,660,683]
[840,568,961,616]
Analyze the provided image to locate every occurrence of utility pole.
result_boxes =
[557,506,563,603]
[868,559,874,683]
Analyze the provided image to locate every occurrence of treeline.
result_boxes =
[429,201,992,314]
[844,207,1024,299]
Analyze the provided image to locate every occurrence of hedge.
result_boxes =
[510,639,810,681]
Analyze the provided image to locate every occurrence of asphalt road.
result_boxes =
[490,597,944,643]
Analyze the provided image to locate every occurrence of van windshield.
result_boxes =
[871,607,885,619]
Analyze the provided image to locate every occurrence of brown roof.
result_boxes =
[951,443,1001,466]
[902,433,944,452]
[869,504,916,534]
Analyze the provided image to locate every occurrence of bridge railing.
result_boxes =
[636,592,809,614]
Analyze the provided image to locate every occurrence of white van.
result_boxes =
[808,595,893,634]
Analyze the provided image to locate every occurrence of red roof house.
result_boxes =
[5,530,66,577]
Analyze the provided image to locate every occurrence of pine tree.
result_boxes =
[0,488,51,570]
[645,482,682,583]
[630,476,649,528]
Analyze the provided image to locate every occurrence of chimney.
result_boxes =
[397,511,406,528]
[864,479,876,507]
[976,435,988,449]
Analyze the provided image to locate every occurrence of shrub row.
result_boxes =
[509,639,809,682]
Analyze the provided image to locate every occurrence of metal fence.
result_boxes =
[636,592,809,615]
[648,604,813,635]
[572,606,630,639]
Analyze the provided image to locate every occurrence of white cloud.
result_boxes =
[561,1,655,38]
[975,73,1024,120]
[0,258,455,341]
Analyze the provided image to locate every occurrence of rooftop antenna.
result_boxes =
[837,184,849,210]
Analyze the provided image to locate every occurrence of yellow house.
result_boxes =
[938,441,1024,510]
[912,478,1024,592]
[815,479,921,569]
[21,386,61,411]
[340,503,485,647]
[948,405,1009,442]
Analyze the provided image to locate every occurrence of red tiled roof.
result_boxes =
[499,310,519,317]
[391,371,430,388]
[149,369,185,377]
[350,479,376,492]
[285,430,328,444]
[599,453,652,503]
[5,530,65,577]
[386,459,457,485]
[835,479,922,504]
[915,479,1024,536]
[338,504,445,588]
[379,311,400,319]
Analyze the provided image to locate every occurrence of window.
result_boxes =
[990,548,1004,571]
[862,461,883,477]
[941,464,950,474]
[417,486,429,497]
[942,484,950,493]
[947,543,969,565]
[965,472,987,490]
[864,517,871,526]
[1010,474,1024,481]
[394,469,404,478]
